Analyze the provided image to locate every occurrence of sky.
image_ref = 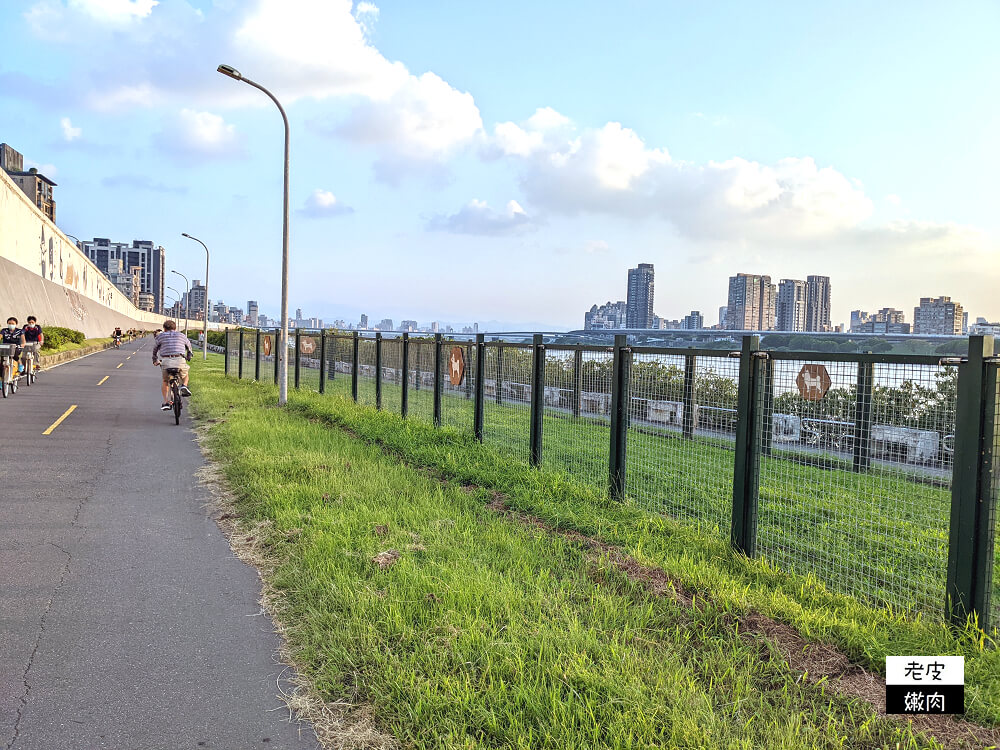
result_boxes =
[2,0,998,330]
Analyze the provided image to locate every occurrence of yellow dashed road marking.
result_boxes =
[97,376,109,385]
[43,405,77,435]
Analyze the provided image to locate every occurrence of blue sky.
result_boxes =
[2,0,998,329]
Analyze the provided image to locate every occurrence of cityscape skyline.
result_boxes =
[0,2,996,331]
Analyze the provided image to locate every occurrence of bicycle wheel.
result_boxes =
[24,361,31,387]
[172,382,181,425]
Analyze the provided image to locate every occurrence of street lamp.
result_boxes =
[181,233,210,361]
[64,233,82,248]
[217,63,291,406]
[171,270,190,334]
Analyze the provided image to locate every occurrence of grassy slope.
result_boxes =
[41,337,113,356]
[192,358,951,749]
[236,365,1000,727]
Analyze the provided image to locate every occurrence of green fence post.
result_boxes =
[853,359,874,472]
[375,333,383,410]
[255,329,261,381]
[474,333,485,441]
[465,343,473,400]
[946,335,997,629]
[293,328,301,389]
[760,356,774,457]
[319,331,327,394]
[529,334,545,466]
[401,333,410,418]
[273,328,280,385]
[238,329,244,379]
[224,330,230,376]
[682,354,697,439]
[433,333,443,427]
[608,334,630,500]
[731,335,763,556]
[352,331,359,402]
[573,348,583,418]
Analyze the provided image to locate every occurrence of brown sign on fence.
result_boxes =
[300,337,317,355]
[448,346,466,386]
[796,363,832,401]
[262,335,272,356]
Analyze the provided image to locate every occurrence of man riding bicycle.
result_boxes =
[152,320,193,410]
[21,316,44,373]
[112,326,123,347]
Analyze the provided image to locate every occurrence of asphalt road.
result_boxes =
[0,341,320,750]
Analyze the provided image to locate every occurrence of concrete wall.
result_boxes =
[0,168,212,337]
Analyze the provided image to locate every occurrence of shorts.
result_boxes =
[160,356,190,382]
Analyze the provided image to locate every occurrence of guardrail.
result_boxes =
[225,329,999,631]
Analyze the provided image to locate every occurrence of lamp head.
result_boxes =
[181,233,191,238]
[217,64,242,81]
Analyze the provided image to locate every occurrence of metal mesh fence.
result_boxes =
[259,332,276,384]
[296,332,322,392]
[225,330,239,374]
[991,365,1000,632]
[626,353,737,535]
[327,335,353,399]
[406,339,435,425]
[240,332,256,380]
[483,343,532,464]
[541,347,612,491]
[440,338,477,433]
[380,337,404,414]
[356,337,377,406]
[756,358,955,616]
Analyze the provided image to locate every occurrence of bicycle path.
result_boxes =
[0,342,320,750]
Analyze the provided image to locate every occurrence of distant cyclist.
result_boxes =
[152,320,193,410]
[21,316,44,372]
[112,326,123,348]
[2,317,25,371]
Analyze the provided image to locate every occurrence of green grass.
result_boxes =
[191,357,979,749]
[40,336,113,356]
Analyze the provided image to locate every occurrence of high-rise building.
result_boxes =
[188,280,207,319]
[247,300,259,326]
[1,144,57,222]
[776,279,808,331]
[717,306,728,328]
[680,311,704,330]
[805,275,832,332]
[725,273,775,331]
[82,238,166,313]
[400,319,418,332]
[626,263,655,328]
[585,301,627,330]
[913,296,964,335]
[359,314,369,329]
[377,318,394,331]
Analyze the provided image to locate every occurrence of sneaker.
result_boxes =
[179,385,192,397]
[161,402,172,411]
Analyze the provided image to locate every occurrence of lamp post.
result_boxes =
[171,270,190,334]
[64,233,81,248]
[181,233,210,360]
[167,286,182,318]
[217,63,291,406]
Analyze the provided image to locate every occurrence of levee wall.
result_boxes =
[0,168,210,337]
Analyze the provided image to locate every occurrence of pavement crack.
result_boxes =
[6,432,113,750]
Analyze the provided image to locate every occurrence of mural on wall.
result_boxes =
[65,263,77,288]
[64,288,87,323]
[39,226,47,278]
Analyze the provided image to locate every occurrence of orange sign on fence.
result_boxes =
[448,346,466,386]
[262,335,272,356]
[300,337,317,355]
[796,363,832,401]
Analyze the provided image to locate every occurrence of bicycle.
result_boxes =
[113,337,122,349]
[163,366,184,424]
[0,344,21,398]
[21,345,38,387]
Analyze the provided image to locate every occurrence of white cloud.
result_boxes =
[298,189,354,218]
[885,193,902,206]
[354,1,379,36]
[60,117,82,141]
[427,199,535,236]
[158,109,245,163]
[69,0,158,21]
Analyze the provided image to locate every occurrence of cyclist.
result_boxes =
[112,326,123,347]
[152,320,193,411]
[21,316,44,373]
[2,317,25,375]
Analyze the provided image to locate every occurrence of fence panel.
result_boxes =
[440,337,477,433]
[225,329,239,374]
[324,335,352,399]
[258,332,275,383]
[296,332,322,392]
[756,357,956,615]
[483,343,532,464]
[380,336,404,414]
[240,331,255,380]
[627,352,737,534]
[992,364,1000,632]
[541,347,612,491]
[405,338,436,424]
[357,337,377,406]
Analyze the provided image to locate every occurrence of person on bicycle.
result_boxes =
[112,326,123,347]
[2,317,25,368]
[21,316,44,372]
[152,320,192,410]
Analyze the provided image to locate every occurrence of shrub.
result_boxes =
[41,326,86,350]
[187,330,227,347]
